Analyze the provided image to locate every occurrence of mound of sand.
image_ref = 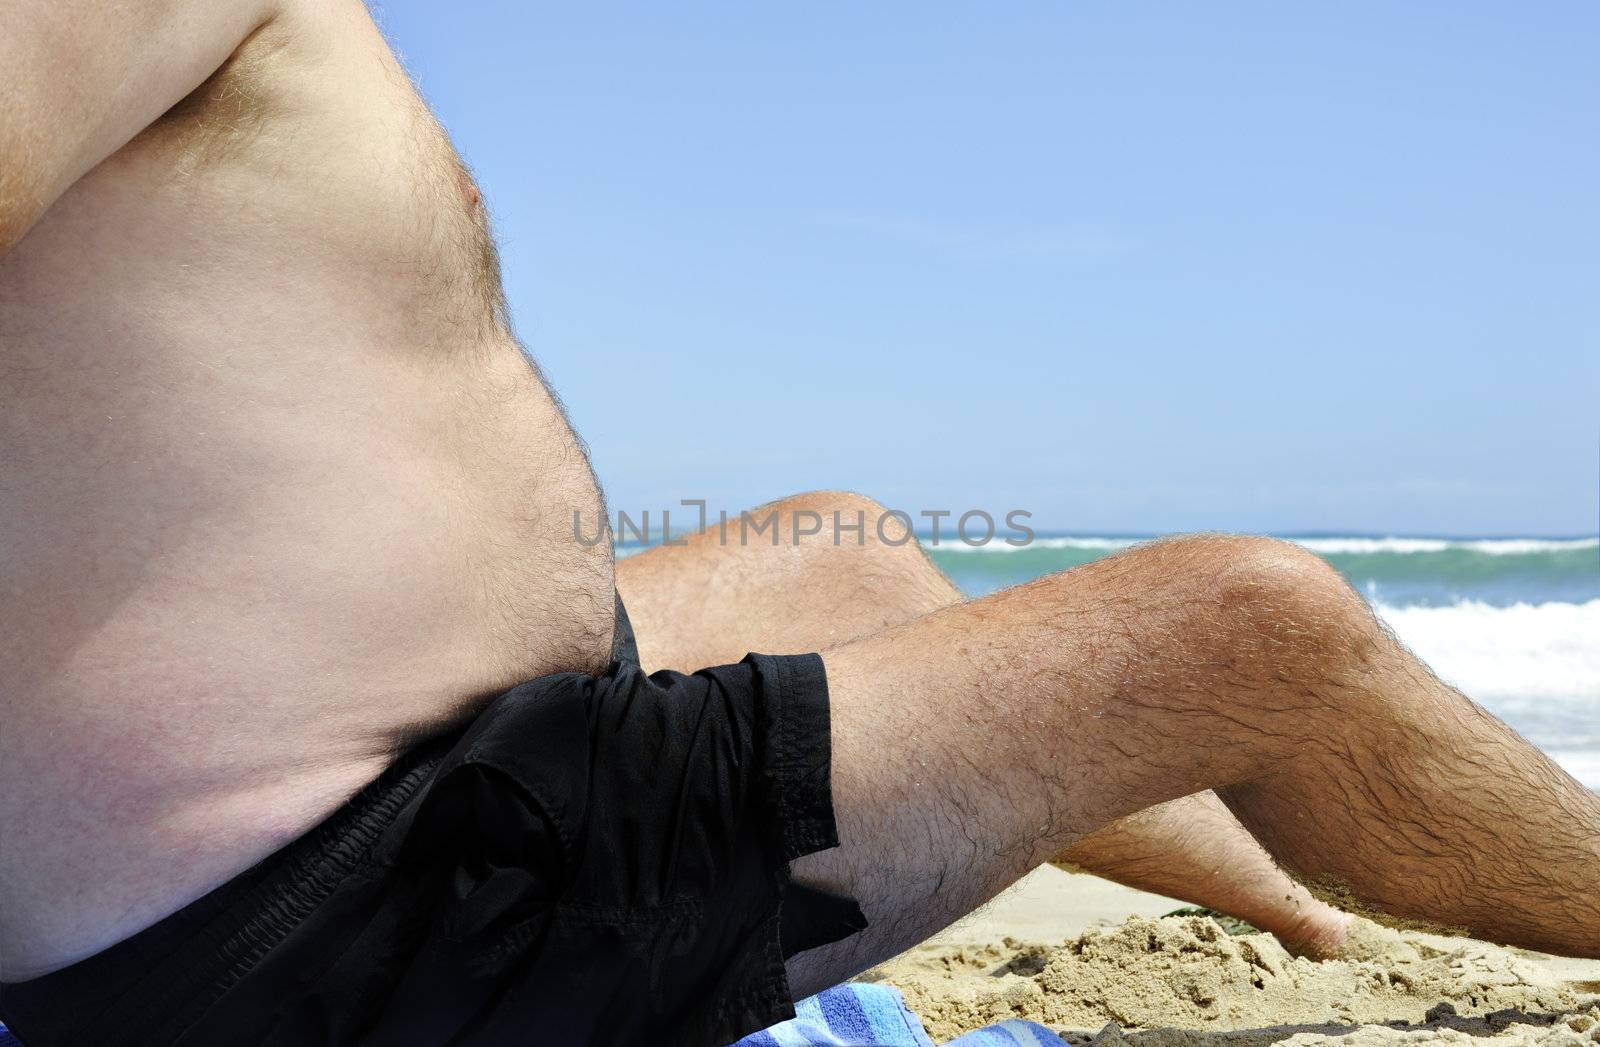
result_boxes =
[866,916,1600,1046]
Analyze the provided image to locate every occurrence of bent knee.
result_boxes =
[755,490,961,612]
[1127,533,1382,677]
[755,490,918,552]
[1204,535,1366,627]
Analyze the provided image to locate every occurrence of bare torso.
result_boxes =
[0,0,613,979]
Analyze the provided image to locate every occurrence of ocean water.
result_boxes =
[927,535,1600,787]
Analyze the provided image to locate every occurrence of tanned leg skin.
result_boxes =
[619,496,1357,959]
[777,534,1600,996]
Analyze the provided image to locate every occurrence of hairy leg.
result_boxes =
[786,534,1600,995]
[620,496,1351,956]
[1056,792,1351,957]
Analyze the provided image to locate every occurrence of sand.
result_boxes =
[864,868,1600,1047]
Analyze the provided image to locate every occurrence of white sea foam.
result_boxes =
[928,535,1598,555]
[1543,750,1600,789]
[1376,599,1600,704]
[1297,536,1598,555]
[1376,599,1600,785]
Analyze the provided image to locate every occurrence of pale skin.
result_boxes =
[3,0,1598,1015]
[1,0,615,978]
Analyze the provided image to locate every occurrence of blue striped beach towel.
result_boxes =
[0,985,1066,1046]
[732,983,1070,1047]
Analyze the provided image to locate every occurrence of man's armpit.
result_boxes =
[0,0,280,254]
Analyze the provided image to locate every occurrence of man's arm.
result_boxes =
[0,0,279,254]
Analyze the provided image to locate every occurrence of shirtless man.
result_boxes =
[3,3,1597,1044]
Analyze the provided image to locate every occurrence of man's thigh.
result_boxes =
[781,535,1356,995]
[615,490,961,671]
[613,498,1309,996]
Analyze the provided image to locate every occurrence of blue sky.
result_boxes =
[373,2,1598,536]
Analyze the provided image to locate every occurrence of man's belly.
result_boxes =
[0,0,617,985]
[0,264,614,978]
[1,319,615,716]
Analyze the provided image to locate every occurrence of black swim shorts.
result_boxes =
[0,599,866,1046]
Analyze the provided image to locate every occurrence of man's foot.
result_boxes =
[1277,904,1357,961]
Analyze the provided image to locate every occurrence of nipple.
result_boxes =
[456,165,482,209]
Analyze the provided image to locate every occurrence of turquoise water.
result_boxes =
[927,535,1600,607]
